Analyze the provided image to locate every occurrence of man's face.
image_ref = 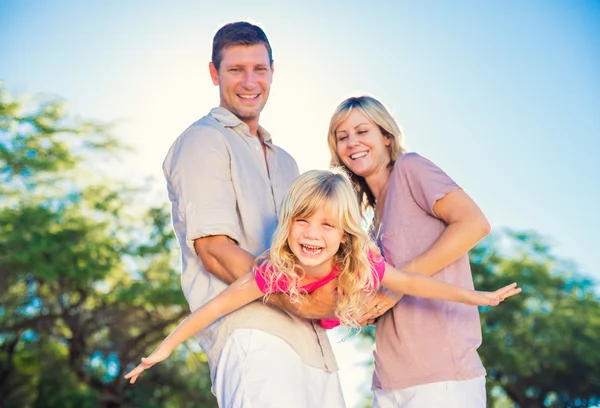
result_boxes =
[209,43,273,127]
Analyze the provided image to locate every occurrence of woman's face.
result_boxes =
[334,108,391,179]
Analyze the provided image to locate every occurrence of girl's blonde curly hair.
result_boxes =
[257,169,382,329]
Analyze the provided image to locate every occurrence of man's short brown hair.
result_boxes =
[212,21,273,71]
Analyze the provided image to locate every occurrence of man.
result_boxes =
[162,22,345,408]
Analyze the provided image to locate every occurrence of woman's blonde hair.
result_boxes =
[327,96,406,213]
[258,169,381,329]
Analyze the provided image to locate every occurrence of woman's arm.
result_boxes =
[364,190,489,322]
[380,263,520,306]
[402,189,490,276]
[124,271,263,383]
[357,287,404,325]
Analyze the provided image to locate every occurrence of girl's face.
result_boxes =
[287,204,345,278]
[334,108,391,179]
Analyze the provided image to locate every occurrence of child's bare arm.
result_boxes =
[124,271,263,383]
[380,263,521,306]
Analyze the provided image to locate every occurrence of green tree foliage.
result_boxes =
[472,230,600,408]
[0,85,218,407]
[358,230,599,408]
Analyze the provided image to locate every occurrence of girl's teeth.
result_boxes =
[302,244,322,254]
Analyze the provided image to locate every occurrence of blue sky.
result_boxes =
[2,0,599,404]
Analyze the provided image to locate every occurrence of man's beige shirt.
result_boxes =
[163,107,337,379]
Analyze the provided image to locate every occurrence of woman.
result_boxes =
[328,96,492,407]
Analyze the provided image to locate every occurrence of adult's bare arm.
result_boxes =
[194,235,255,284]
[358,287,404,325]
[267,279,338,320]
[402,189,490,276]
[362,189,489,323]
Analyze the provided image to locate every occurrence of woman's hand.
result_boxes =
[124,346,173,384]
[468,282,521,306]
[358,287,404,325]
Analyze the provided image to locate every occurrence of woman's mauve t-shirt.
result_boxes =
[254,250,386,329]
[372,152,486,390]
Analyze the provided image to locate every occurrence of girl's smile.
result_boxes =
[299,244,324,256]
[287,204,345,281]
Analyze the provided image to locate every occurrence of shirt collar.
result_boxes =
[209,107,273,143]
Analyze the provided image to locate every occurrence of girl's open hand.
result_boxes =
[124,346,172,384]
[470,282,521,306]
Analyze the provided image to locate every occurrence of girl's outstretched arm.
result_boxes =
[124,271,263,384]
[380,263,521,306]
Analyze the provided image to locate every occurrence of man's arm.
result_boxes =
[194,235,254,284]
[267,279,338,320]
[195,235,338,319]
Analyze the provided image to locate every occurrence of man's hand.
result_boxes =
[358,287,404,325]
[267,279,338,319]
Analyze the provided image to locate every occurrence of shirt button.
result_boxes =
[255,146,260,151]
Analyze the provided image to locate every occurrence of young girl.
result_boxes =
[124,169,520,384]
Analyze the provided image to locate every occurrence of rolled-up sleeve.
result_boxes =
[163,123,242,254]
[398,153,460,217]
